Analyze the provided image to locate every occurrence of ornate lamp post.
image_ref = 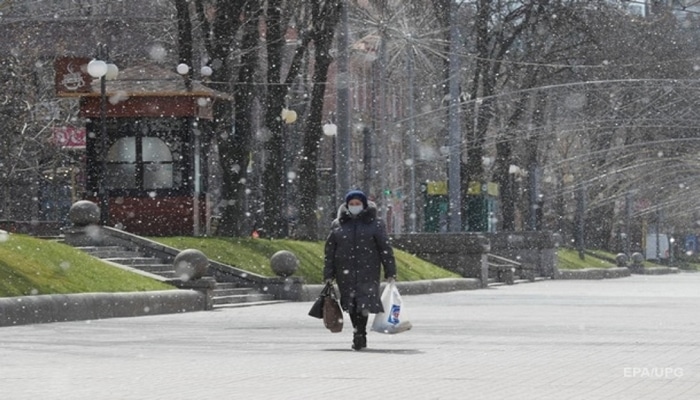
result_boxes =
[86,44,118,226]
[176,63,213,235]
[281,108,298,236]
[323,119,338,202]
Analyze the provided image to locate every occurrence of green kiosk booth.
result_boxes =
[423,181,499,232]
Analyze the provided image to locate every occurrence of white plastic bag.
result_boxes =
[371,281,413,334]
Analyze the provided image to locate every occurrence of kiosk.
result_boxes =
[56,59,229,235]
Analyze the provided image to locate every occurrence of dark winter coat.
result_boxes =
[323,202,397,314]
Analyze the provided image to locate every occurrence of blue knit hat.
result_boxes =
[345,190,368,208]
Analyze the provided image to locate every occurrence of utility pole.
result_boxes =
[407,37,417,232]
[656,208,661,261]
[624,191,632,256]
[378,2,388,221]
[575,184,586,259]
[447,0,462,232]
[336,0,350,202]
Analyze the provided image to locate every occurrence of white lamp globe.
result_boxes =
[280,108,290,120]
[87,59,108,78]
[105,63,119,80]
[200,66,213,77]
[323,123,338,136]
[176,63,190,75]
[281,109,297,124]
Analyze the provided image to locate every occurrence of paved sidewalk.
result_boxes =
[1,274,699,400]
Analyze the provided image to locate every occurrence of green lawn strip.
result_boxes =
[586,248,672,269]
[0,234,173,297]
[152,237,459,284]
[557,248,617,270]
[684,263,700,271]
[5,232,688,298]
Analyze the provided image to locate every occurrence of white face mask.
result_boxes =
[348,205,363,215]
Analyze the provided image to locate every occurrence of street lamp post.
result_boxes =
[406,35,417,232]
[87,44,118,226]
[508,164,522,230]
[336,0,350,204]
[624,190,633,256]
[177,63,212,236]
[656,208,662,261]
[281,108,298,236]
[447,0,462,232]
[323,120,338,203]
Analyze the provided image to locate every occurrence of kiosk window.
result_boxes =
[105,136,174,190]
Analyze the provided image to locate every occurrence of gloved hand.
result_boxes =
[386,276,396,283]
[324,278,334,285]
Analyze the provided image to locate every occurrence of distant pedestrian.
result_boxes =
[323,189,397,350]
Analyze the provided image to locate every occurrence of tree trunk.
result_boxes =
[296,1,342,240]
[261,0,290,238]
[174,0,193,84]
[495,92,529,231]
[213,2,260,236]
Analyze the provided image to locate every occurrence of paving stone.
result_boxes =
[1,274,699,399]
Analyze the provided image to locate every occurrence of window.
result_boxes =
[105,136,174,190]
[105,137,136,189]
[91,118,189,195]
[142,137,174,189]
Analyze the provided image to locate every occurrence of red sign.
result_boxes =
[51,126,86,148]
[54,57,92,95]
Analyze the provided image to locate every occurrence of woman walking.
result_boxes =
[324,190,397,350]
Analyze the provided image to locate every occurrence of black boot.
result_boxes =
[352,332,367,351]
[350,311,368,350]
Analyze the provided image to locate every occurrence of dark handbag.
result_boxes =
[322,288,344,333]
[308,282,332,319]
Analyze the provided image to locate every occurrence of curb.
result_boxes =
[0,290,205,327]
[554,266,682,280]
[12,268,683,327]
[641,266,681,275]
[0,279,482,327]
[555,267,631,280]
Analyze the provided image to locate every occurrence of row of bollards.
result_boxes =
[616,252,645,274]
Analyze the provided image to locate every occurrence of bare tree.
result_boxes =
[296,0,343,240]
[190,0,260,236]
[496,3,700,249]
[0,55,64,221]
[261,0,315,238]
[187,0,342,239]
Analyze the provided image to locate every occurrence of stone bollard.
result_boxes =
[615,253,629,268]
[172,249,214,310]
[174,249,210,281]
[63,200,105,246]
[270,250,299,277]
[629,252,645,274]
[267,250,303,301]
[69,200,101,226]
